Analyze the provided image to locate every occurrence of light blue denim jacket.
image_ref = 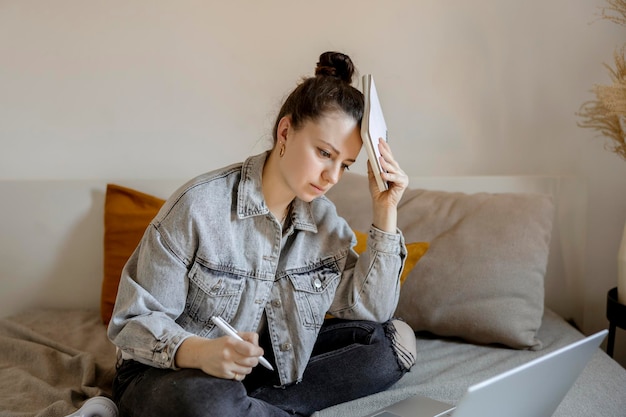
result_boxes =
[107,151,407,386]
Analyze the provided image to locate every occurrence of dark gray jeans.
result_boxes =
[113,319,409,417]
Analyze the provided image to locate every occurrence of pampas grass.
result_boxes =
[578,0,626,161]
[600,0,626,26]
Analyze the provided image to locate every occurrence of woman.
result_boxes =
[108,51,416,417]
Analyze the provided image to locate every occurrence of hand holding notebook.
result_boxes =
[361,74,389,192]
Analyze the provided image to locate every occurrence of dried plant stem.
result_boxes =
[601,0,626,26]
[578,1,626,161]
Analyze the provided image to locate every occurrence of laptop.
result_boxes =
[365,330,608,417]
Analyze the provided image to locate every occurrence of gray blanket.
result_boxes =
[0,310,115,417]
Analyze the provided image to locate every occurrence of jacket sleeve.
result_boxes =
[106,222,195,370]
[328,225,407,322]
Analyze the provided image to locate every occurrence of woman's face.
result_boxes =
[278,111,362,202]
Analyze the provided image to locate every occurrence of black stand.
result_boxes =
[606,287,626,357]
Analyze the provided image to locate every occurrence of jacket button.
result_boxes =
[280,343,292,352]
[272,299,282,307]
[160,352,169,362]
[313,278,322,290]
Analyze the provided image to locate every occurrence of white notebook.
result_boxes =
[361,74,389,192]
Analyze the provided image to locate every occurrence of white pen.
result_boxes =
[210,316,274,371]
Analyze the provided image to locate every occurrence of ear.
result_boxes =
[276,116,291,143]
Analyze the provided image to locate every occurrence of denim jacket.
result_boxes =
[107,152,407,386]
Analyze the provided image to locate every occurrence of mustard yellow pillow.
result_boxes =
[352,229,428,286]
[101,184,165,325]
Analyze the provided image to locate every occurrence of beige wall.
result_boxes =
[1,0,625,365]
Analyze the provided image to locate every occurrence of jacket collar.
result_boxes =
[237,152,318,233]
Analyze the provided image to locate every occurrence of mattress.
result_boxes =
[1,309,625,417]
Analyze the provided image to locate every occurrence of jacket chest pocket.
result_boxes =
[182,261,245,334]
[287,263,340,330]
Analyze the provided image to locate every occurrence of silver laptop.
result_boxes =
[366,330,608,417]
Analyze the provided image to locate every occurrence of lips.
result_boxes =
[311,183,326,194]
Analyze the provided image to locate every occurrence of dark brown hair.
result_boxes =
[272,51,364,143]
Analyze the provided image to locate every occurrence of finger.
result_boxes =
[383,162,407,180]
[234,334,264,358]
[378,154,399,177]
[378,138,394,159]
[240,331,260,346]
[379,156,402,178]
[227,358,255,378]
[224,336,263,372]
[230,370,245,381]
[234,354,260,370]
[377,142,406,182]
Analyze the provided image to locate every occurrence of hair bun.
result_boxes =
[315,51,355,84]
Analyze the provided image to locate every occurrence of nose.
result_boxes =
[323,164,342,185]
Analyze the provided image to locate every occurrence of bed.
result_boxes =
[1,173,625,417]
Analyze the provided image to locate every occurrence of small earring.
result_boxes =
[279,142,285,158]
